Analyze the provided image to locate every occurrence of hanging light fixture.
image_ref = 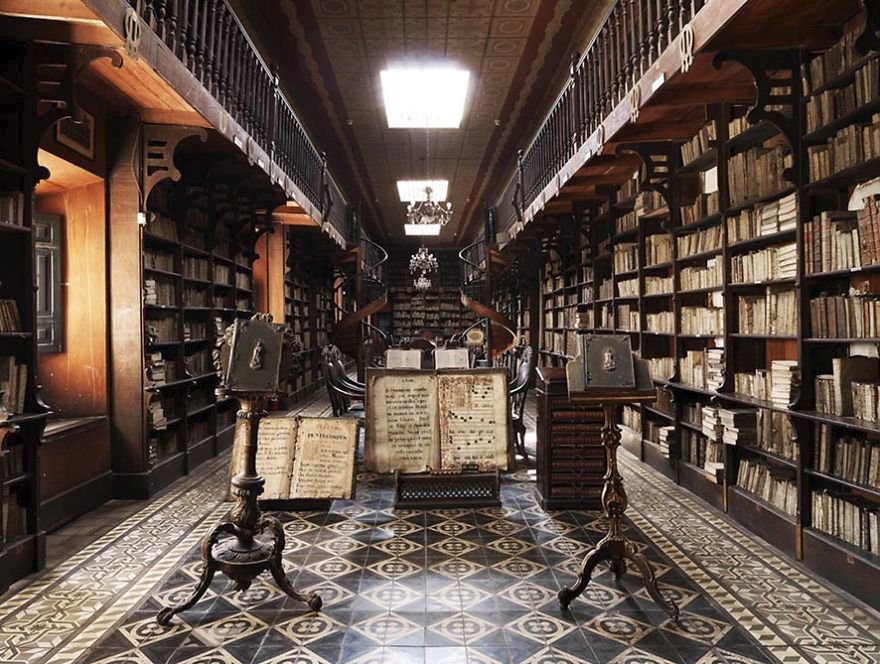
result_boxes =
[409,245,439,275]
[404,128,453,236]
[413,274,432,291]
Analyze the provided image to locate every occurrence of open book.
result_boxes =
[385,349,422,369]
[230,415,359,501]
[364,368,510,474]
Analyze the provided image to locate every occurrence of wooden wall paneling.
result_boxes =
[36,181,109,416]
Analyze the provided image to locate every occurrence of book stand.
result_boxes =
[157,315,321,625]
[556,388,679,620]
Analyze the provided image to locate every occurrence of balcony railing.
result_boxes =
[127,0,351,240]
[496,0,708,232]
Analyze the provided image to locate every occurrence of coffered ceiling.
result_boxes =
[231,0,609,245]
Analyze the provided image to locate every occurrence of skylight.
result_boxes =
[396,180,449,202]
[380,68,470,128]
[404,223,442,236]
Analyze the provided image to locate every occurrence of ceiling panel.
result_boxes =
[231,0,609,244]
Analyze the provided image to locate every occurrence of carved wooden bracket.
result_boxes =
[856,0,880,56]
[34,45,123,160]
[614,141,677,208]
[142,124,209,203]
[712,49,802,183]
[679,24,695,73]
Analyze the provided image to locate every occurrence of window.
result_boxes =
[34,213,62,352]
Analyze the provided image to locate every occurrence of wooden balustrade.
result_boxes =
[497,0,709,232]
[126,0,348,238]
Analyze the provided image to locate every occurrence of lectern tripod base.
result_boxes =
[556,401,679,621]
[156,398,322,626]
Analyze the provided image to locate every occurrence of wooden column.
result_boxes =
[106,116,148,497]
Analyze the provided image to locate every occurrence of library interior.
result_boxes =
[2,0,880,663]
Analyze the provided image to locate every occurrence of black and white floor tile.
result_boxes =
[1,395,878,664]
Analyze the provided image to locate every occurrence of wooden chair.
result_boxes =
[321,346,365,417]
[509,345,535,463]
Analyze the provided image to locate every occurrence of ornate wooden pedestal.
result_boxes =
[157,397,322,625]
[556,391,679,620]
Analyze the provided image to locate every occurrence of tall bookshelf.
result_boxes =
[284,230,336,402]
[0,39,50,592]
[509,15,880,608]
[129,177,258,495]
[387,249,476,341]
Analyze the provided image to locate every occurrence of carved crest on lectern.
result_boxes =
[214,313,302,397]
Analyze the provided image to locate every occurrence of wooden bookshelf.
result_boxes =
[498,15,880,608]
[0,39,49,594]
[387,249,476,342]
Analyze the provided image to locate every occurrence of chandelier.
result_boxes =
[409,245,438,275]
[406,187,453,230]
[413,274,432,291]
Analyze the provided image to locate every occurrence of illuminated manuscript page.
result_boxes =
[437,369,509,471]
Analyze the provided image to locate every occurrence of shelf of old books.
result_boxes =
[0,45,49,592]
[140,179,261,493]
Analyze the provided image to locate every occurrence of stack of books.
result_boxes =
[770,360,799,407]
[731,243,797,282]
[146,352,167,386]
[147,395,168,430]
[727,192,798,243]
[701,405,724,441]
[657,426,675,459]
[719,408,757,446]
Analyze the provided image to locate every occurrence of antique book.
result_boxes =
[230,415,359,501]
[385,348,423,369]
[364,368,510,474]
[434,348,470,369]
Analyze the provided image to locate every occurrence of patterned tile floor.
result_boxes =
[1,394,878,664]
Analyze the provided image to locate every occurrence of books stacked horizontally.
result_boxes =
[0,299,21,333]
[731,243,797,283]
[737,458,797,516]
[771,360,799,407]
[727,192,797,243]
[719,408,757,446]
[148,395,167,430]
[0,356,27,414]
[812,491,879,553]
[701,405,724,441]
[657,425,675,459]
[814,425,880,489]
[146,352,167,386]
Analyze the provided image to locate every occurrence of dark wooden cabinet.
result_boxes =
[535,367,606,510]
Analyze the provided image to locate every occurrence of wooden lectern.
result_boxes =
[157,314,321,625]
[556,335,679,620]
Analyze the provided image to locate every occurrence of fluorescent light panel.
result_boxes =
[404,223,442,236]
[381,67,470,128]
[397,180,449,202]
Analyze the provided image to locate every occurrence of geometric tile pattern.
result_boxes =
[0,397,877,663]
